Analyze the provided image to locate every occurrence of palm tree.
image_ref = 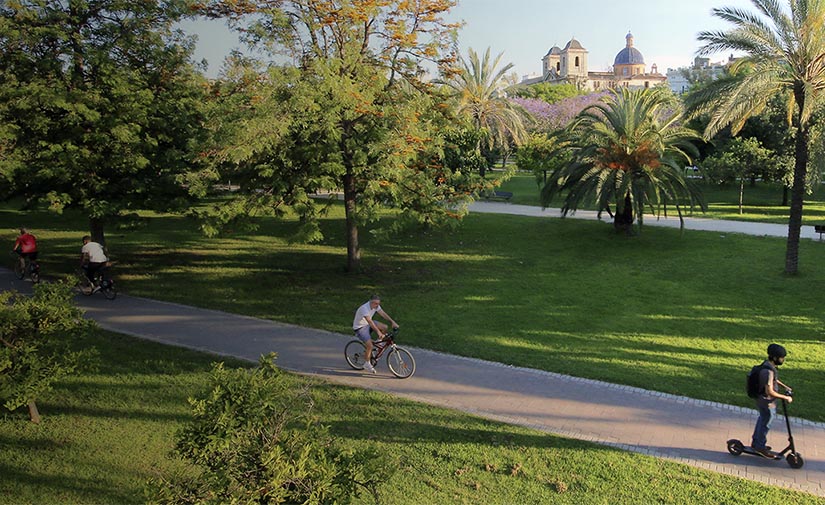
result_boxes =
[542,86,704,232]
[439,47,528,176]
[686,0,825,274]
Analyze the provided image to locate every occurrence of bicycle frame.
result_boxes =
[369,329,399,361]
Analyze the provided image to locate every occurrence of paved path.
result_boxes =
[3,270,824,497]
[469,201,825,240]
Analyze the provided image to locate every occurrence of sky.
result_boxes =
[179,0,756,79]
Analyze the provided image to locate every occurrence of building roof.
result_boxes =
[544,45,562,57]
[614,47,645,65]
[563,38,585,51]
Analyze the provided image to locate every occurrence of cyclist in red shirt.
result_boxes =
[13,227,38,272]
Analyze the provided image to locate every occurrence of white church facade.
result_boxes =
[521,33,667,91]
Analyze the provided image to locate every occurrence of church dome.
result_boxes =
[614,47,645,65]
[614,32,644,65]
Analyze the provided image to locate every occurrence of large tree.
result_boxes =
[0,0,206,243]
[542,87,704,232]
[686,0,825,274]
[197,0,492,272]
[438,47,529,177]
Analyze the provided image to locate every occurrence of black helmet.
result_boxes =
[767,343,787,358]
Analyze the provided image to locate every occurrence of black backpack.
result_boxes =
[746,363,769,398]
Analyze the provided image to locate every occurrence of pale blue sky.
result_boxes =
[180,0,755,78]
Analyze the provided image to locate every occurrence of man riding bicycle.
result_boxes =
[13,227,38,271]
[80,235,109,291]
[353,295,399,374]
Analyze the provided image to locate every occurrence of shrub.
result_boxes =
[0,282,95,423]
[148,353,394,504]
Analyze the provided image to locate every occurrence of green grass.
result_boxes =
[2,202,825,422]
[494,172,825,224]
[1,330,821,505]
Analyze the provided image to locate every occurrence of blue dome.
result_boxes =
[614,47,644,65]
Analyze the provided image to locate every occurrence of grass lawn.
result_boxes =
[1,330,821,505]
[2,202,824,422]
[493,172,825,225]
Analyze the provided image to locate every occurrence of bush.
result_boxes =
[0,282,95,423]
[148,353,394,505]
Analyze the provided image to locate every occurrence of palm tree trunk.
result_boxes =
[739,178,744,214]
[342,169,360,273]
[614,193,633,234]
[784,123,810,275]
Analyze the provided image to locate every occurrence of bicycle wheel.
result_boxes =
[345,340,367,370]
[103,285,117,300]
[13,261,25,280]
[77,274,93,296]
[386,347,416,378]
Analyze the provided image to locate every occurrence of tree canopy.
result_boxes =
[0,0,207,243]
[194,0,495,272]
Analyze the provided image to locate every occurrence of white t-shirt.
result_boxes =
[353,301,381,330]
[81,241,108,263]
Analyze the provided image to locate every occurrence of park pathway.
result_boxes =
[469,201,825,240]
[2,269,824,497]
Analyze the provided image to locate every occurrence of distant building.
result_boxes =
[666,55,735,94]
[521,32,667,91]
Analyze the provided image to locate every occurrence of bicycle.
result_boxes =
[11,251,40,283]
[345,327,416,378]
[77,263,116,300]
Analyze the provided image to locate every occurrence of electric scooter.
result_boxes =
[726,388,804,469]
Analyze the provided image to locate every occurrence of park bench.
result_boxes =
[486,191,513,201]
[815,224,825,241]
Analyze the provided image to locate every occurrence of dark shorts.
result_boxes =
[15,250,38,261]
[354,326,373,342]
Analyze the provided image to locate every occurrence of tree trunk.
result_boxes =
[89,217,106,245]
[739,178,744,215]
[342,170,360,273]
[782,186,789,206]
[785,123,809,275]
[28,400,41,424]
[614,193,634,234]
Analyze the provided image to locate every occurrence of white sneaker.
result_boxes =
[92,285,101,293]
[363,362,376,374]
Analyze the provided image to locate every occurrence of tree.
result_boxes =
[686,0,825,274]
[701,137,774,213]
[196,0,491,272]
[0,283,94,424]
[438,47,529,177]
[0,0,207,244]
[542,87,705,232]
[513,82,581,104]
[148,354,393,504]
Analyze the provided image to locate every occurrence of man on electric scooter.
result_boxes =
[751,343,792,458]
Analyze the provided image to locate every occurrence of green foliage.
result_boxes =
[0,0,208,239]
[514,82,581,104]
[515,133,571,185]
[148,353,393,505]
[701,137,774,185]
[442,127,488,174]
[0,282,95,422]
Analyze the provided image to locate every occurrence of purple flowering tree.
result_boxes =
[511,92,609,133]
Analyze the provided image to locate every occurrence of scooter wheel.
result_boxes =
[726,439,744,456]
[786,452,804,469]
